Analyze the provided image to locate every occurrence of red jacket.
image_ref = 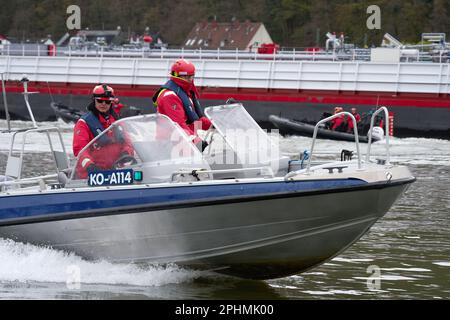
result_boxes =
[347,113,361,132]
[72,112,133,178]
[331,114,345,131]
[112,102,125,115]
[155,77,211,141]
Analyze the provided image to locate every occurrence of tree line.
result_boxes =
[0,0,448,48]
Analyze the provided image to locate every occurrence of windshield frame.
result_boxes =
[68,113,203,182]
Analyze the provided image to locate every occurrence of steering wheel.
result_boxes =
[112,154,138,169]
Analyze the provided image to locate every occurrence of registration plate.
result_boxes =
[88,169,134,186]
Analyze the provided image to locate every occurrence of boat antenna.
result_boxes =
[20,75,38,128]
[1,72,11,132]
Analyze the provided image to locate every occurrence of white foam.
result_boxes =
[0,238,203,287]
[329,289,363,295]
[280,135,450,167]
[268,284,298,289]
[302,272,327,276]
[381,268,431,272]
[287,275,304,280]
[0,119,74,130]
[380,275,417,280]
[354,275,418,281]
[302,290,334,295]
[2,120,450,167]
[332,257,374,263]
[433,261,450,267]
[302,289,363,296]
[0,120,74,154]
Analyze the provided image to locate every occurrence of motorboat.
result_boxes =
[269,114,384,143]
[50,102,83,124]
[0,100,415,280]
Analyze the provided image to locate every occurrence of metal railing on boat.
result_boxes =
[285,107,393,179]
[366,106,390,165]
[1,75,70,189]
[170,166,275,182]
[1,44,449,63]
[306,112,362,174]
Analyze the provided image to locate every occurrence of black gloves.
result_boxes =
[201,140,209,152]
[196,140,209,152]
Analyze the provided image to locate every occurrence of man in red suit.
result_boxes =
[152,59,212,150]
[73,84,133,178]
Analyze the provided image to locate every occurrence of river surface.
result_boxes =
[0,120,449,300]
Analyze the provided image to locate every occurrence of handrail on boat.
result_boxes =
[170,166,274,182]
[306,112,362,174]
[2,74,70,187]
[286,107,392,179]
[0,173,59,190]
[7,126,69,180]
[366,106,390,165]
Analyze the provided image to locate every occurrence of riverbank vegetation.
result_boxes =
[0,0,448,48]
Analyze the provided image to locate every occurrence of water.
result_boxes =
[0,120,449,300]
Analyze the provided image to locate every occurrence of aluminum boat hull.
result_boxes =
[0,177,413,280]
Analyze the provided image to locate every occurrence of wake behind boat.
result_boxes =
[0,101,414,280]
[269,114,384,143]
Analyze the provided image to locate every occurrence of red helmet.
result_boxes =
[92,84,115,100]
[334,106,343,114]
[170,59,195,77]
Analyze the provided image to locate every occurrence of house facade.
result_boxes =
[184,20,273,51]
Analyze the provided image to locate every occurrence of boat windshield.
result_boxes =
[69,114,210,184]
[205,103,288,175]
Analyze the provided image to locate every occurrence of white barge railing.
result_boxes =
[0,56,449,95]
[1,45,449,63]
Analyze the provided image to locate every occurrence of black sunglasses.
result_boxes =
[96,99,112,104]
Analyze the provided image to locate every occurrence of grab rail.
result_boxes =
[171,166,274,182]
[0,174,59,190]
[306,112,361,173]
[365,106,390,165]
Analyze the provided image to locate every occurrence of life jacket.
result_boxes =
[152,79,205,124]
[81,110,123,146]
